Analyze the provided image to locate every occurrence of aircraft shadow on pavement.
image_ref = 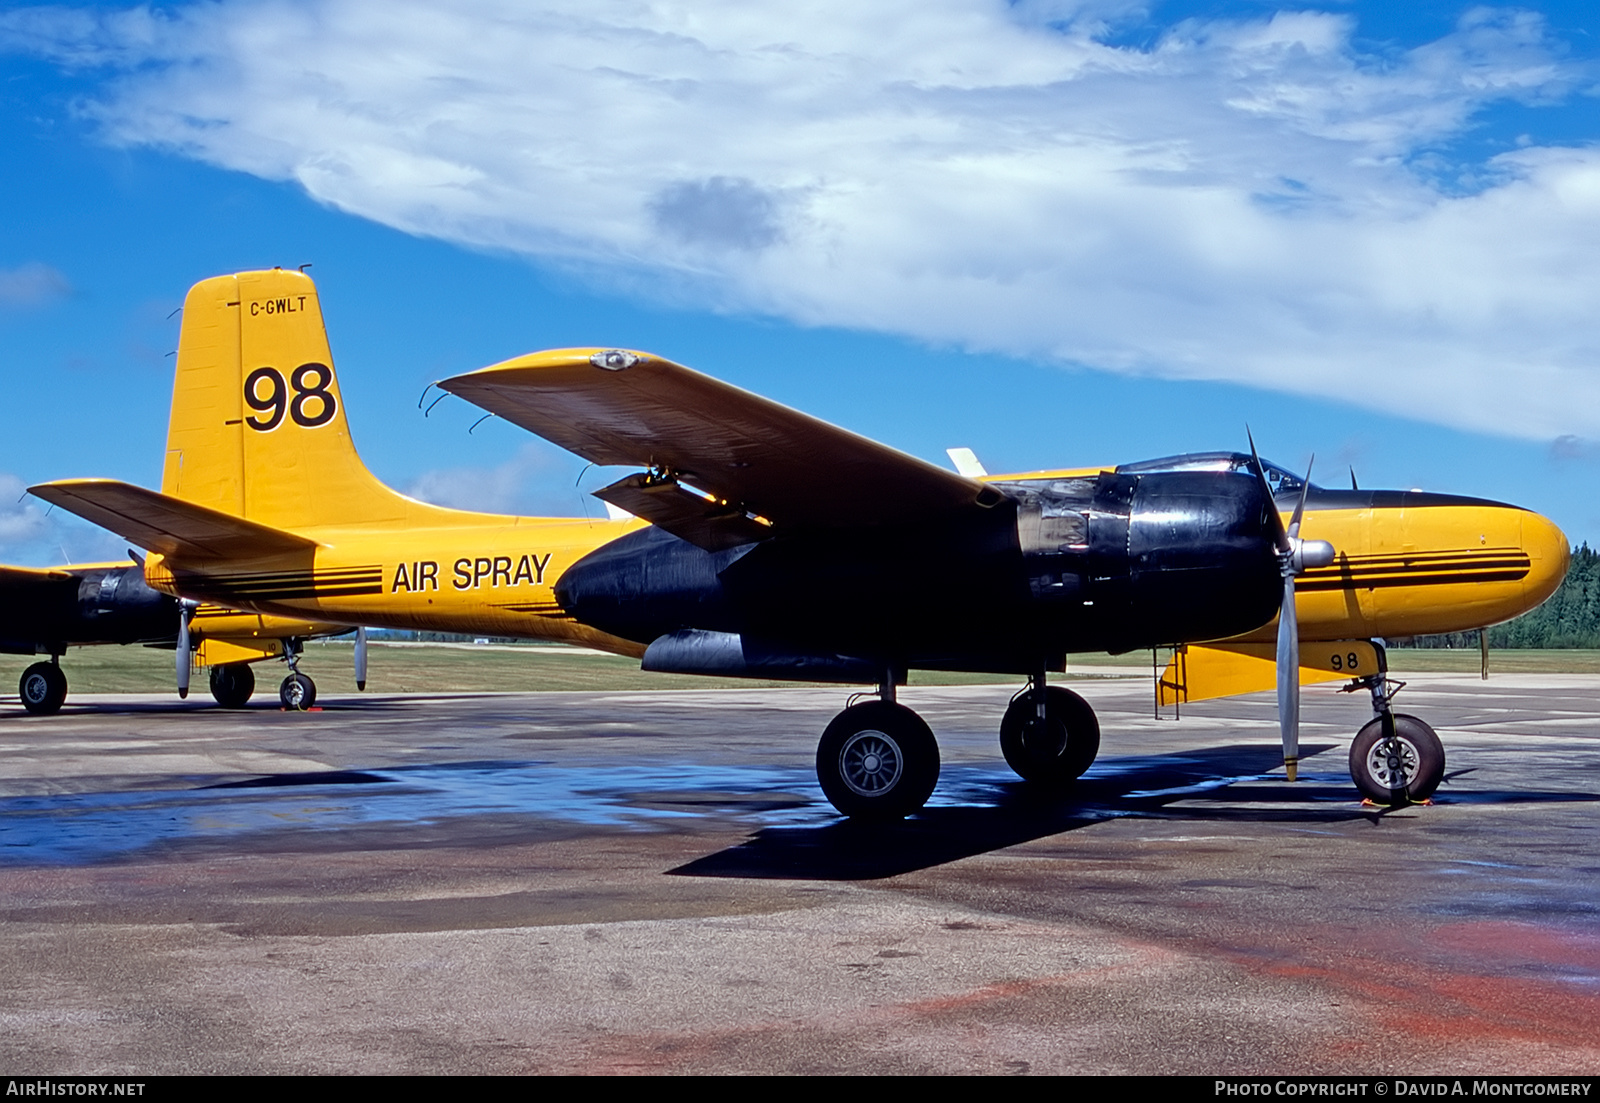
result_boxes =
[672,741,1382,881]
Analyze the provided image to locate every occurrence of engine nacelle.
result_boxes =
[0,564,175,655]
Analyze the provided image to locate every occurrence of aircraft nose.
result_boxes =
[1520,509,1570,611]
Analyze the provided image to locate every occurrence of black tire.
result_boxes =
[279,673,317,711]
[816,701,940,821]
[19,662,67,716]
[1349,713,1445,803]
[999,686,1100,787]
[209,663,256,709]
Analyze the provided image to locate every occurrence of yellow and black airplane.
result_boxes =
[1,558,351,713]
[433,351,1567,815]
[30,268,1568,818]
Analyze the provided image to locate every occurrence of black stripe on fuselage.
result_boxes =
[179,566,384,602]
[1296,548,1530,592]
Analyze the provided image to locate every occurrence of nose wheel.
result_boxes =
[1346,650,1445,805]
[278,639,317,710]
[280,672,317,711]
[1349,713,1444,804]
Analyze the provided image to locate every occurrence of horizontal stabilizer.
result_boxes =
[29,480,318,561]
[1158,640,1380,707]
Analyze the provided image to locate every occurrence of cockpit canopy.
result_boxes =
[1116,452,1310,497]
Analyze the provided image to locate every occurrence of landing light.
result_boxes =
[590,350,638,371]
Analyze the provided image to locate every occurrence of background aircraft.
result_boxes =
[436,348,1568,816]
[30,268,1567,820]
[1,558,355,713]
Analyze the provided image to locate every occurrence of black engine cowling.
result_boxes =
[0,564,175,655]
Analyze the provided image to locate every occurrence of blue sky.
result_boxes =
[2,0,1599,565]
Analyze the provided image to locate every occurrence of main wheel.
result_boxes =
[816,701,940,821]
[1349,713,1445,803]
[209,663,256,708]
[19,662,67,716]
[279,672,317,711]
[1000,686,1100,787]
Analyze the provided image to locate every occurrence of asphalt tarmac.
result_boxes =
[2,672,1597,1075]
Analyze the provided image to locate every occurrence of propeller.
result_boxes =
[1246,435,1335,781]
[355,626,368,691]
[175,598,198,699]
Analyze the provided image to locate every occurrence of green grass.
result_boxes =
[4,642,1595,699]
[0,641,1031,696]
[1383,648,1600,673]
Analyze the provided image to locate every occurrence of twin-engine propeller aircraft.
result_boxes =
[30,268,1568,820]
[1,558,352,714]
[434,350,1568,815]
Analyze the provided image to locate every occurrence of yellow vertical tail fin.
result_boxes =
[161,269,410,531]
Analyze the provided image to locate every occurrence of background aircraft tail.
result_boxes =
[161,268,414,531]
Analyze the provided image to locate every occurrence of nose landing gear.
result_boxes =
[278,639,318,711]
[1345,645,1445,805]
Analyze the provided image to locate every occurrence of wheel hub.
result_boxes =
[839,730,903,797]
[1021,715,1068,760]
[1366,736,1419,787]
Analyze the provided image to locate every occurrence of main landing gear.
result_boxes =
[1000,672,1100,790]
[208,663,256,708]
[1345,658,1445,804]
[19,659,68,716]
[816,674,939,821]
[814,667,1104,820]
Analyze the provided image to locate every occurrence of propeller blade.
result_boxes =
[1276,569,1299,781]
[1246,428,1290,553]
[175,600,194,699]
[355,626,368,692]
[1286,455,1314,541]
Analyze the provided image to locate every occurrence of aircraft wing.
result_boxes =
[29,480,318,560]
[438,349,1004,542]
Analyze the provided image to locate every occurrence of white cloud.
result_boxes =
[404,441,598,517]
[6,1,1600,438]
[0,473,127,565]
[0,263,71,310]
[0,474,48,545]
